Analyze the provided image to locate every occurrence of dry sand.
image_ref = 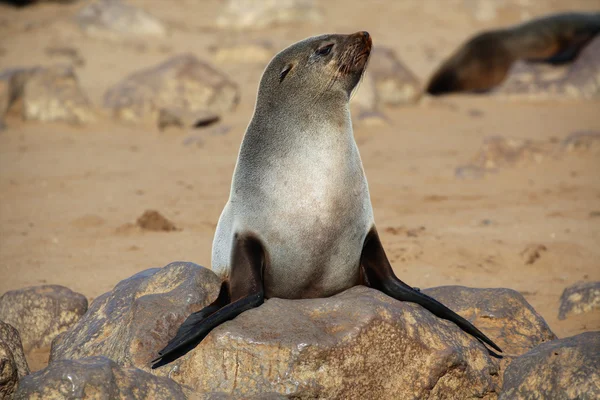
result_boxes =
[1,0,599,371]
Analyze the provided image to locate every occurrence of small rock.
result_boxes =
[136,210,178,231]
[0,321,29,399]
[76,0,167,40]
[561,130,600,155]
[50,263,221,370]
[423,286,557,357]
[496,36,600,100]
[104,53,239,124]
[216,0,322,30]
[520,244,547,265]
[14,356,187,400]
[0,65,95,125]
[0,285,88,353]
[158,107,220,131]
[558,281,600,320]
[500,331,600,399]
[166,286,500,397]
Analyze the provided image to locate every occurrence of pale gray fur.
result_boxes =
[212,33,374,299]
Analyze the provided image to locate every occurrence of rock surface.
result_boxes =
[352,46,421,112]
[499,331,600,400]
[424,286,557,357]
[14,356,187,400]
[0,66,95,125]
[104,54,239,124]
[0,285,88,353]
[0,321,29,400]
[76,0,167,40]
[216,0,322,30]
[495,36,600,100]
[558,281,600,320]
[50,262,221,370]
[163,286,501,398]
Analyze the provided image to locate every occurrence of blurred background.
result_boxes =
[1,0,599,368]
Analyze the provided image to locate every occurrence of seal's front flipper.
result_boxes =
[360,228,502,353]
[151,233,265,368]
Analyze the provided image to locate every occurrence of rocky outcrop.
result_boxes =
[50,262,221,370]
[216,0,322,30]
[352,46,421,112]
[423,286,556,357]
[14,356,187,400]
[495,36,600,100]
[104,54,239,124]
[500,331,600,400]
[0,321,29,400]
[164,286,502,398]
[0,66,95,126]
[76,0,167,40]
[0,285,87,354]
[558,281,600,320]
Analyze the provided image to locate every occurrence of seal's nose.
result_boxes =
[361,31,370,40]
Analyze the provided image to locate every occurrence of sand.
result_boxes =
[1,0,599,371]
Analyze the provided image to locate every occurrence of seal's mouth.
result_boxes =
[338,31,372,76]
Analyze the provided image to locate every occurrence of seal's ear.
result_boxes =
[279,64,293,83]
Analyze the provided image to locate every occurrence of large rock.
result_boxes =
[0,66,95,125]
[558,281,600,320]
[424,286,556,357]
[500,331,600,399]
[0,285,87,354]
[495,36,600,100]
[0,321,29,400]
[352,46,421,112]
[164,286,501,398]
[76,0,167,40]
[50,262,221,369]
[14,356,187,400]
[216,0,322,30]
[104,54,239,124]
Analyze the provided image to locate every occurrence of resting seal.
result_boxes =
[426,12,600,95]
[153,31,501,367]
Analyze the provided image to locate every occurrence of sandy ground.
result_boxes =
[1,0,599,371]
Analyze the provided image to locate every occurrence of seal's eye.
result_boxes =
[316,44,334,57]
[279,64,293,83]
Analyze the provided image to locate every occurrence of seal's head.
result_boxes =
[256,31,372,111]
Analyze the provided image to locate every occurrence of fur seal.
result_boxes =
[152,31,502,367]
[426,12,600,95]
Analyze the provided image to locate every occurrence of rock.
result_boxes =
[136,210,178,231]
[499,331,600,399]
[0,321,29,378]
[14,356,187,400]
[0,321,29,399]
[423,286,556,356]
[558,281,600,320]
[158,107,220,131]
[351,47,421,112]
[164,286,501,398]
[50,262,221,370]
[520,244,547,265]
[76,0,167,40]
[0,65,95,125]
[0,285,88,354]
[104,53,238,124]
[217,0,322,30]
[455,136,555,177]
[495,36,600,100]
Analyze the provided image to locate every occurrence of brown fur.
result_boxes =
[426,12,600,95]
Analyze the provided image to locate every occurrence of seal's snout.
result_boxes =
[354,31,372,50]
